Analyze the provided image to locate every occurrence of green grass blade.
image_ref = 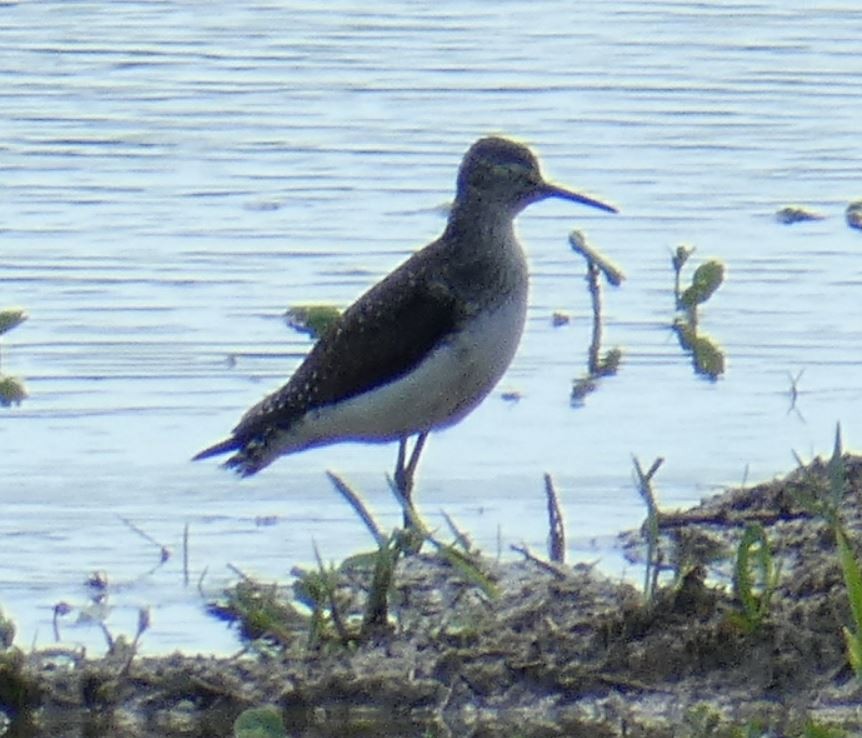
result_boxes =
[837,527,862,637]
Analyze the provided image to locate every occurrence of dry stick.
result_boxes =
[441,510,471,552]
[227,563,251,581]
[569,230,625,287]
[569,230,625,376]
[121,607,151,676]
[544,473,566,563]
[511,544,568,580]
[657,506,813,529]
[633,456,664,602]
[326,471,386,547]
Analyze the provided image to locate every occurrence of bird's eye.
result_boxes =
[491,160,527,178]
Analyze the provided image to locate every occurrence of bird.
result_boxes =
[194,136,617,517]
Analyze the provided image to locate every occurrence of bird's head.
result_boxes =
[455,136,617,216]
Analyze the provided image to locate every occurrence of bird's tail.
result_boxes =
[192,431,279,477]
[192,436,240,462]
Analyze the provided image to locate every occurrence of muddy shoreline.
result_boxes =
[3,455,862,737]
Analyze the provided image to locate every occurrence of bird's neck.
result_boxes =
[444,196,518,251]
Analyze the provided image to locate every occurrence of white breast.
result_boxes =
[272,286,529,454]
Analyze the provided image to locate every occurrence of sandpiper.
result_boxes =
[194,136,617,512]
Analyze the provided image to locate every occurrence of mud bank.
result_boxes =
[3,455,862,737]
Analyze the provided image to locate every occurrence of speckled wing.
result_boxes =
[242,273,460,432]
[193,252,461,466]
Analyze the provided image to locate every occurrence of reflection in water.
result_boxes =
[847,201,862,231]
[671,248,726,381]
[0,308,28,406]
[775,206,825,225]
[568,230,624,406]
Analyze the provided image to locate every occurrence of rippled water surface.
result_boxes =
[2,1,861,653]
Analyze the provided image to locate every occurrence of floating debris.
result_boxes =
[244,200,282,212]
[846,201,862,231]
[775,206,824,225]
[551,311,570,327]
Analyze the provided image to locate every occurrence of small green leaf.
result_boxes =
[844,626,862,679]
[233,705,287,738]
[679,260,725,308]
[437,546,499,599]
[284,305,341,339]
[690,334,725,379]
[733,523,778,631]
[837,528,862,640]
[803,720,849,738]
[0,376,27,407]
[827,423,845,513]
[0,308,27,335]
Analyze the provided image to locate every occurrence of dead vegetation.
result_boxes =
[2,455,862,737]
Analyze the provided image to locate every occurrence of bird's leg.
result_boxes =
[404,431,428,491]
[394,432,429,528]
[394,437,408,495]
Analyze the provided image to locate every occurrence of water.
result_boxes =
[1,0,861,654]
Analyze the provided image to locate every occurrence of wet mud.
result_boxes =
[3,455,862,737]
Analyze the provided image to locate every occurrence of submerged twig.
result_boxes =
[568,230,625,399]
[118,516,170,571]
[569,230,625,287]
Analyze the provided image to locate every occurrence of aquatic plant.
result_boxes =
[670,247,725,380]
[283,304,342,339]
[567,230,625,405]
[0,307,27,406]
[633,455,665,603]
[793,425,862,679]
[730,523,781,634]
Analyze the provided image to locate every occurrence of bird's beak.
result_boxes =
[540,182,618,214]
